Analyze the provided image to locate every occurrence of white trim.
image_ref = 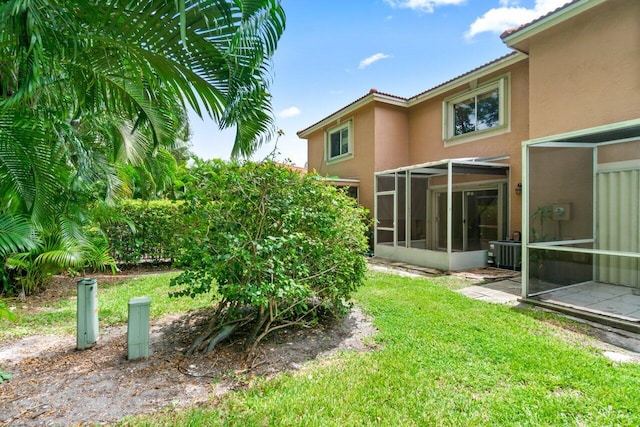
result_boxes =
[527,244,640,259]
[597,159,640,173]
[447,163,452,256]
[522,140,529,298]
[375,157,510,176]
[530,239,595,247]
[592,146,598,281]
[428,178,508,192]
[444,127,511,147]
[502,0,607,48]
[523,118,640,147]
[530,142,597,148]
[318,177,361,184]
[443,74,510,144]
[325,120,353,164]
[298,93,403,138]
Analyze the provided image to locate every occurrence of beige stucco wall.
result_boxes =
[405,59,530,233]
[373,103,410,173]
[305,101,409,215]
[527,0,640,139]
[304,104,377,213]
[598,140,640,164]
[529,147,594,241]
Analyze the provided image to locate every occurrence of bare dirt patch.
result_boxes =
[0,271,377,426]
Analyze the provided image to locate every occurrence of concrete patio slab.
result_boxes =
[457,284,520,305]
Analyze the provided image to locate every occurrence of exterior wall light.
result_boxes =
[515,182,522,196]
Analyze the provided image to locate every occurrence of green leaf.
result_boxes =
[0,369,13,383]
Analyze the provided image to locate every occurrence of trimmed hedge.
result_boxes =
[97,200,185,265]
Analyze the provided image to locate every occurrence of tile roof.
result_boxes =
[273,161,307,174]
[297,52,523,137]
[408,51,520,102]
[500,0,581,39]
[296,89,406,136]
[366,88,407,100]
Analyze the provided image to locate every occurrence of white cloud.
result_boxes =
[466,0,567,39]
[278,106,301,118]
[383,0,465,13]
[358,53,392,69]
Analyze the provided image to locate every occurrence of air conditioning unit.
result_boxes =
[488,241,522,270]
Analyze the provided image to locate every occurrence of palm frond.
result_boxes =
[0,108,43,213]
[0,212,39,257]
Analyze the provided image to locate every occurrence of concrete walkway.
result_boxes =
[368,257,523,305]
[457,277,521,305]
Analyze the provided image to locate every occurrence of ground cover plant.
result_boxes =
[136,271,640,426]
[170,160,370,354]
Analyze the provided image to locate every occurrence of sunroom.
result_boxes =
[374,158,511,271]
[522,119,640,328]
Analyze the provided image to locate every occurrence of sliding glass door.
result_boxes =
[436,188,501,251]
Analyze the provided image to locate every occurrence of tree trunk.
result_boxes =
[243,305,269,351]
[205,323,239,352]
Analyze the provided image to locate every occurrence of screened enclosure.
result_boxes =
[522,119,640,322]
[375,158,510,271]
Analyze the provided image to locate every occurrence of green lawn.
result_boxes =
[3,270,639,426]
[0,272,212,340]
[132,271,640,426]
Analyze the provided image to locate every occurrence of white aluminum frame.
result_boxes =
[521,118,640,298]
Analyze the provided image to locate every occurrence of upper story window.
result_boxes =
[444,76,508,142]
[326,120,353,162]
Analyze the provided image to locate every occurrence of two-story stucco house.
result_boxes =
[299,47,529,272]
[299,0,640,328]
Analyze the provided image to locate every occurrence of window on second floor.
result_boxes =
[444,76,508,142]
[326,121,353,162]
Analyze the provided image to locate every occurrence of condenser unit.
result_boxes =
[488,241,522,270]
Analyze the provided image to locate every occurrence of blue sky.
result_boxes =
[188,0,567,167]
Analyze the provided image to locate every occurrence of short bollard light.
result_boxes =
[127,297,151,360]
[77,278,99,350]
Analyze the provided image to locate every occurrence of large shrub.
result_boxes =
[171,160,370,353]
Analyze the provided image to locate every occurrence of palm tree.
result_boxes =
[0,0,286,291]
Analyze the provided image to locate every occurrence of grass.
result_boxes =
[129,271,640,426]
[0,272,213,341]
[3,270,640,425]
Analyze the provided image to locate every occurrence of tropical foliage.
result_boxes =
[0,1,286,292]
[170,161,370,353]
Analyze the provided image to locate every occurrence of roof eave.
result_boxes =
[501,0,607,47]
[298,52,527,139]
[297,93,406,138]
[407,52,527,107]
